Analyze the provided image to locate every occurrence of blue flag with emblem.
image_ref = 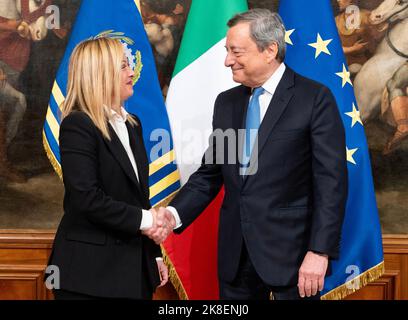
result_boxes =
[278,0,384,299]
[43,0,180,206]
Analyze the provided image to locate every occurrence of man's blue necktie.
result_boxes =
[242,87,264,170]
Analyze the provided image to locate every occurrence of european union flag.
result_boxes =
[279,0,384,299]
[43,0,180,207]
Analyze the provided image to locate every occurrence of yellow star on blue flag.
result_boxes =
[345,103,363,127]
[336,63,353,87]
[285,29,295,45]
[346,147,358,165]
[308,33,332,58]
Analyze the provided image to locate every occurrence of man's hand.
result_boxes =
[142,207,175,244]
[156,259,169,288]
[298,251,328,298]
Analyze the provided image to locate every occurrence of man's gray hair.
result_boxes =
[227,8,286,62]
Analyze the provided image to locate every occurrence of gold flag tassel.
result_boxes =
[161,245,189,300]
[154,190,189,300]
[321,261,385,300]
[42,130,62,180]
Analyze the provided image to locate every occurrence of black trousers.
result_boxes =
[53,249,153,300]
[219,243,321,300]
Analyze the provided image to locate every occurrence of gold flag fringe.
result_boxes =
[321,261,385,300]
[153,190,189,300]
[42,130,62,180]
[161,245,189,300]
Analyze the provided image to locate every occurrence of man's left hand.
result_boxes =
[298,251,328,298]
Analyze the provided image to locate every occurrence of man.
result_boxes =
[144,9,348,300]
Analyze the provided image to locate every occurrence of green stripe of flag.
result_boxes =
[172,0,248,77]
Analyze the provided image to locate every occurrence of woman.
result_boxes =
[47,37,168,299]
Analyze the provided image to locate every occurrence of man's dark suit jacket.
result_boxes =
[171,67,348,287]
[48,111,160,299]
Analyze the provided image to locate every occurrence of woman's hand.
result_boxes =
[156,259,169,288]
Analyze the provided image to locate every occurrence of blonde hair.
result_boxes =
[61,37,136,140]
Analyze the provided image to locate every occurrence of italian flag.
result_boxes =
[164,0,248,299]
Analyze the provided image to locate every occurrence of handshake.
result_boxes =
[142,207,176,244]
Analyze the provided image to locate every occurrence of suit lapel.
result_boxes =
[126,121,150,202]
[242,67,295,184]
[104,123,145,200]
[257,67,295,158]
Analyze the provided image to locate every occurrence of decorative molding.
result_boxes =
[0,230,54,249]
[0,271,47,300]
[382,234,408,254]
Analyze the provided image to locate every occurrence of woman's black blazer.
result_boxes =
[48,111,160,299]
